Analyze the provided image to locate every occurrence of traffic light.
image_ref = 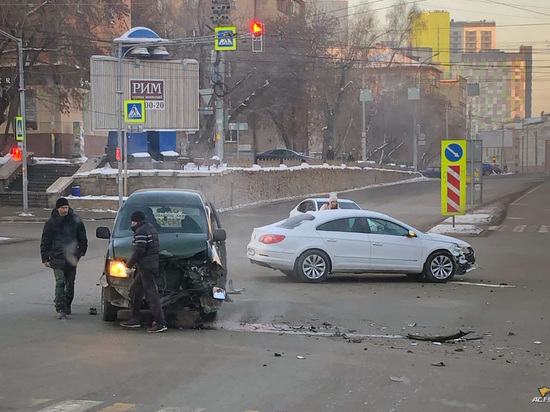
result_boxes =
[211,0,231,25]
[251,21,263,36]
[11,147,22,162]
[492,156,496,164]
[251,20,264,52]
[116,147,121,161]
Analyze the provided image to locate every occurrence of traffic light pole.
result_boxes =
[215,52,225,160]
[0,29,29,214]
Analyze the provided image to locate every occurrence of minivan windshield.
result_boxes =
[113,202,208,238]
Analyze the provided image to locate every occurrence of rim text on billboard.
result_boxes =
[130,79,165,110]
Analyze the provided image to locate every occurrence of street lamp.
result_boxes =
[0,29,29,215]
[113,28,172,207]
[500,108,515,172]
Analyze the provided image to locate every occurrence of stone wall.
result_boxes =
[71,166,418,210]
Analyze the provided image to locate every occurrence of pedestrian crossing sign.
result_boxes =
[215,27,237,51]
[124,100,146,123]
[15,116,24,141]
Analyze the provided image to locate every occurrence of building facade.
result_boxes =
[450,20,496,56]
[410,11,451,77]
[452,46,532,137]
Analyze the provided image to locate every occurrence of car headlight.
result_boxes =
[452,244,470,253]
[109,261,129,278]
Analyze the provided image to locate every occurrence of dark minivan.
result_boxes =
[96,189,227,322]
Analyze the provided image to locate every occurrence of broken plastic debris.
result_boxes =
[407,330,472,343]
[227,279,245,294]
[297,355,305,359]
[534,341,542,344]
[274,353,282,357]
[431,361,446,367]
[433,342,442,345]
[407,322,417,327]
[390,376,405,382]
[454,281,515,288]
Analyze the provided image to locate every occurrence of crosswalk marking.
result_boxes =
[37,400,103,412]
[488,224,549,233]
[96,403,136,412]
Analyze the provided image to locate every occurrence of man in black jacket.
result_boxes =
[120,210,167,333]
[40,197,88,319]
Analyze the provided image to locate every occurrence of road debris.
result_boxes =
[453,281,515,288]
[88,307,97,315]
[390,376,405,382]
[407,330,473,343]
[407,322,417,327]
[274,353,282,357]
[431,362,446,367]
[534,341,542,344]
[297,355,305,360]
[227,279,246,294]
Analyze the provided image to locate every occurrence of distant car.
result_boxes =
[247,210,476,283]
[256,149,313,162]
[289,198,362,218]
[420,166,441,178]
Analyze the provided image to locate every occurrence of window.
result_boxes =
[297,201,315,213]
[367,218,409,236]
[317,217,370,234]
[225,131,237,143]
[25,90,38,130]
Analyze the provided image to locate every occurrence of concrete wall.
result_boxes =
[70,166,418,210]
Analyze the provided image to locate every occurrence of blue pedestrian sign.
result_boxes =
[444,142,464,162]
[15,116,24,141]
[215,27,237,51]
[124,100,146,123]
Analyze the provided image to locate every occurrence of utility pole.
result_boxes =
[214,52,225,160]
[0,29,28,215]
[361,74,366,161]
[445,102,449,139]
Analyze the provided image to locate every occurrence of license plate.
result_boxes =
[213,286,226,300]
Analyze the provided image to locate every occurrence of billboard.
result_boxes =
[90,56,199,131]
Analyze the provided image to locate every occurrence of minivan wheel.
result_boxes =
[101,287,118,322]
[296,250,330,283]
[424,251,456,283]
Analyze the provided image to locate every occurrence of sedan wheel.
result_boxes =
[296,250,330,283]
[424,252,455,283]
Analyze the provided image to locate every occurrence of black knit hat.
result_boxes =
[55,197,69,209]
[130,211,146,222]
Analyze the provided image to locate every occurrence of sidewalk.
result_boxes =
[0,205,116,222]
[428,202,506,236]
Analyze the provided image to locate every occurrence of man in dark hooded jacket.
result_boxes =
[40,197,88,319]
[120,210,167,333]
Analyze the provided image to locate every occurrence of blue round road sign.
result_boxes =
[444,143,463,162]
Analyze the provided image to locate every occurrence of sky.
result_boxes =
[350,0,550,115]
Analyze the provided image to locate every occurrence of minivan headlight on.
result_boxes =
[109,261,129,278]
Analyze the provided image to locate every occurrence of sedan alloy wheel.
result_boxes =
[424,252,455,283]
[296,250,330,283]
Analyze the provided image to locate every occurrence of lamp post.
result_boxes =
[0,29,28,215]
[500,108,515,172]
[113,29,171,207]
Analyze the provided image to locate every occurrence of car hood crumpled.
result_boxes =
[424,232,471,247]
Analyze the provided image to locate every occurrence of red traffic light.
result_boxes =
[251,21,263,36]
[116,148,121,161]
[11,147,22,162]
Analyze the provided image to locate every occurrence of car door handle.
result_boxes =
[326,239,337,242]
[372,242,383,246]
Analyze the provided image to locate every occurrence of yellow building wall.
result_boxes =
[412,12,450,76]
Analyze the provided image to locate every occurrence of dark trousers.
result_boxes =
[53,267,76,313]
[129,268,166,326]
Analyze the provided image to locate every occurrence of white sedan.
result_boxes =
[289,198,361,218]
[247,210,476,283]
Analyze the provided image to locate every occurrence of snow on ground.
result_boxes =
[34,157,85,164]
[428,206,498,235]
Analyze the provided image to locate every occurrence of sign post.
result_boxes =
[441,140,467,219]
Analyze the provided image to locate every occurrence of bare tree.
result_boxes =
[0,1,129,152]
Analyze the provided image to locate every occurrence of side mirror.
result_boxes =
[407,230,417,238]
[213,228,226,242]
[96,226,111,239]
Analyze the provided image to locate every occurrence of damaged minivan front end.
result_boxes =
[97,189,228,323]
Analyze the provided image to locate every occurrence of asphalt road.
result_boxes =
[0,173,548,412]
